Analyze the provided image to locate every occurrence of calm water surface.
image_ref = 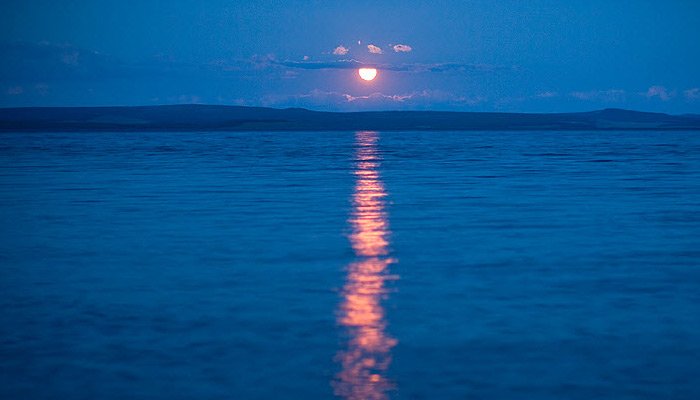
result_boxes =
[1,130,700,399]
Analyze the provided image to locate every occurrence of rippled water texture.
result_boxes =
[1,130,700,399]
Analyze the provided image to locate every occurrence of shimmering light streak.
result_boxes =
[334,131,397,400]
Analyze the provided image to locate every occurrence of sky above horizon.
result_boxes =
[1,0,699,113]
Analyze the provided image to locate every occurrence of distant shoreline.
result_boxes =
[1,104,699,132]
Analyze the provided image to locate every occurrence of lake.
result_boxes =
[1,130,700,399]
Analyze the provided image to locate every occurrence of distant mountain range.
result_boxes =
[1,105,699,132]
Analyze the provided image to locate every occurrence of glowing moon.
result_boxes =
[358,68,377,81]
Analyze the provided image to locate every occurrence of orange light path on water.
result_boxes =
[334,131,397,400]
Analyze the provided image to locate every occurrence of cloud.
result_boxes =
[262,89,486,111]
[282,70,299,79]
[276,59,363,70]
[645,85,673,101]
[0,41,508,109]
[367,44,383,54]
[248,53,278,69]
[61,51,80,66]
[332,45,349,55]
[570,89,625,102]
[169,94,202,104]
[0,42,508,99]
[392,44,412,53]
[343,92,412,103]
[0,41,147,81]
[683,88,699,100]
[6,86,24,95]
[275,59,506,74]
[34,83,49,96]
[535,91,558,98]
[393,62,503,73]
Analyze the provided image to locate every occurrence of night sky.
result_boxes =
[1,0,699,113]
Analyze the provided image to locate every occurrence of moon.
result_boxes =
[358,68,377,81]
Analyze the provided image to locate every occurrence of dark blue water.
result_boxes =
[1,130,700,399]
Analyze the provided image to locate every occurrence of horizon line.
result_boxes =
[0,103,698,117]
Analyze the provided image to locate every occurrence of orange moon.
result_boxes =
[358,68,378,81]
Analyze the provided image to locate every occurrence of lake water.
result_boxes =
[1,130,700,399]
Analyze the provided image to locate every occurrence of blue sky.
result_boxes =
[1,0,699,112]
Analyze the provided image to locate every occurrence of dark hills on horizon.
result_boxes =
[1,105,699,132]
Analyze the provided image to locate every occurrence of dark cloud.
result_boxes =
[274,59,506,74]
[275,59,363,70]
[0,42,269,84]
[0,42,125,81]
